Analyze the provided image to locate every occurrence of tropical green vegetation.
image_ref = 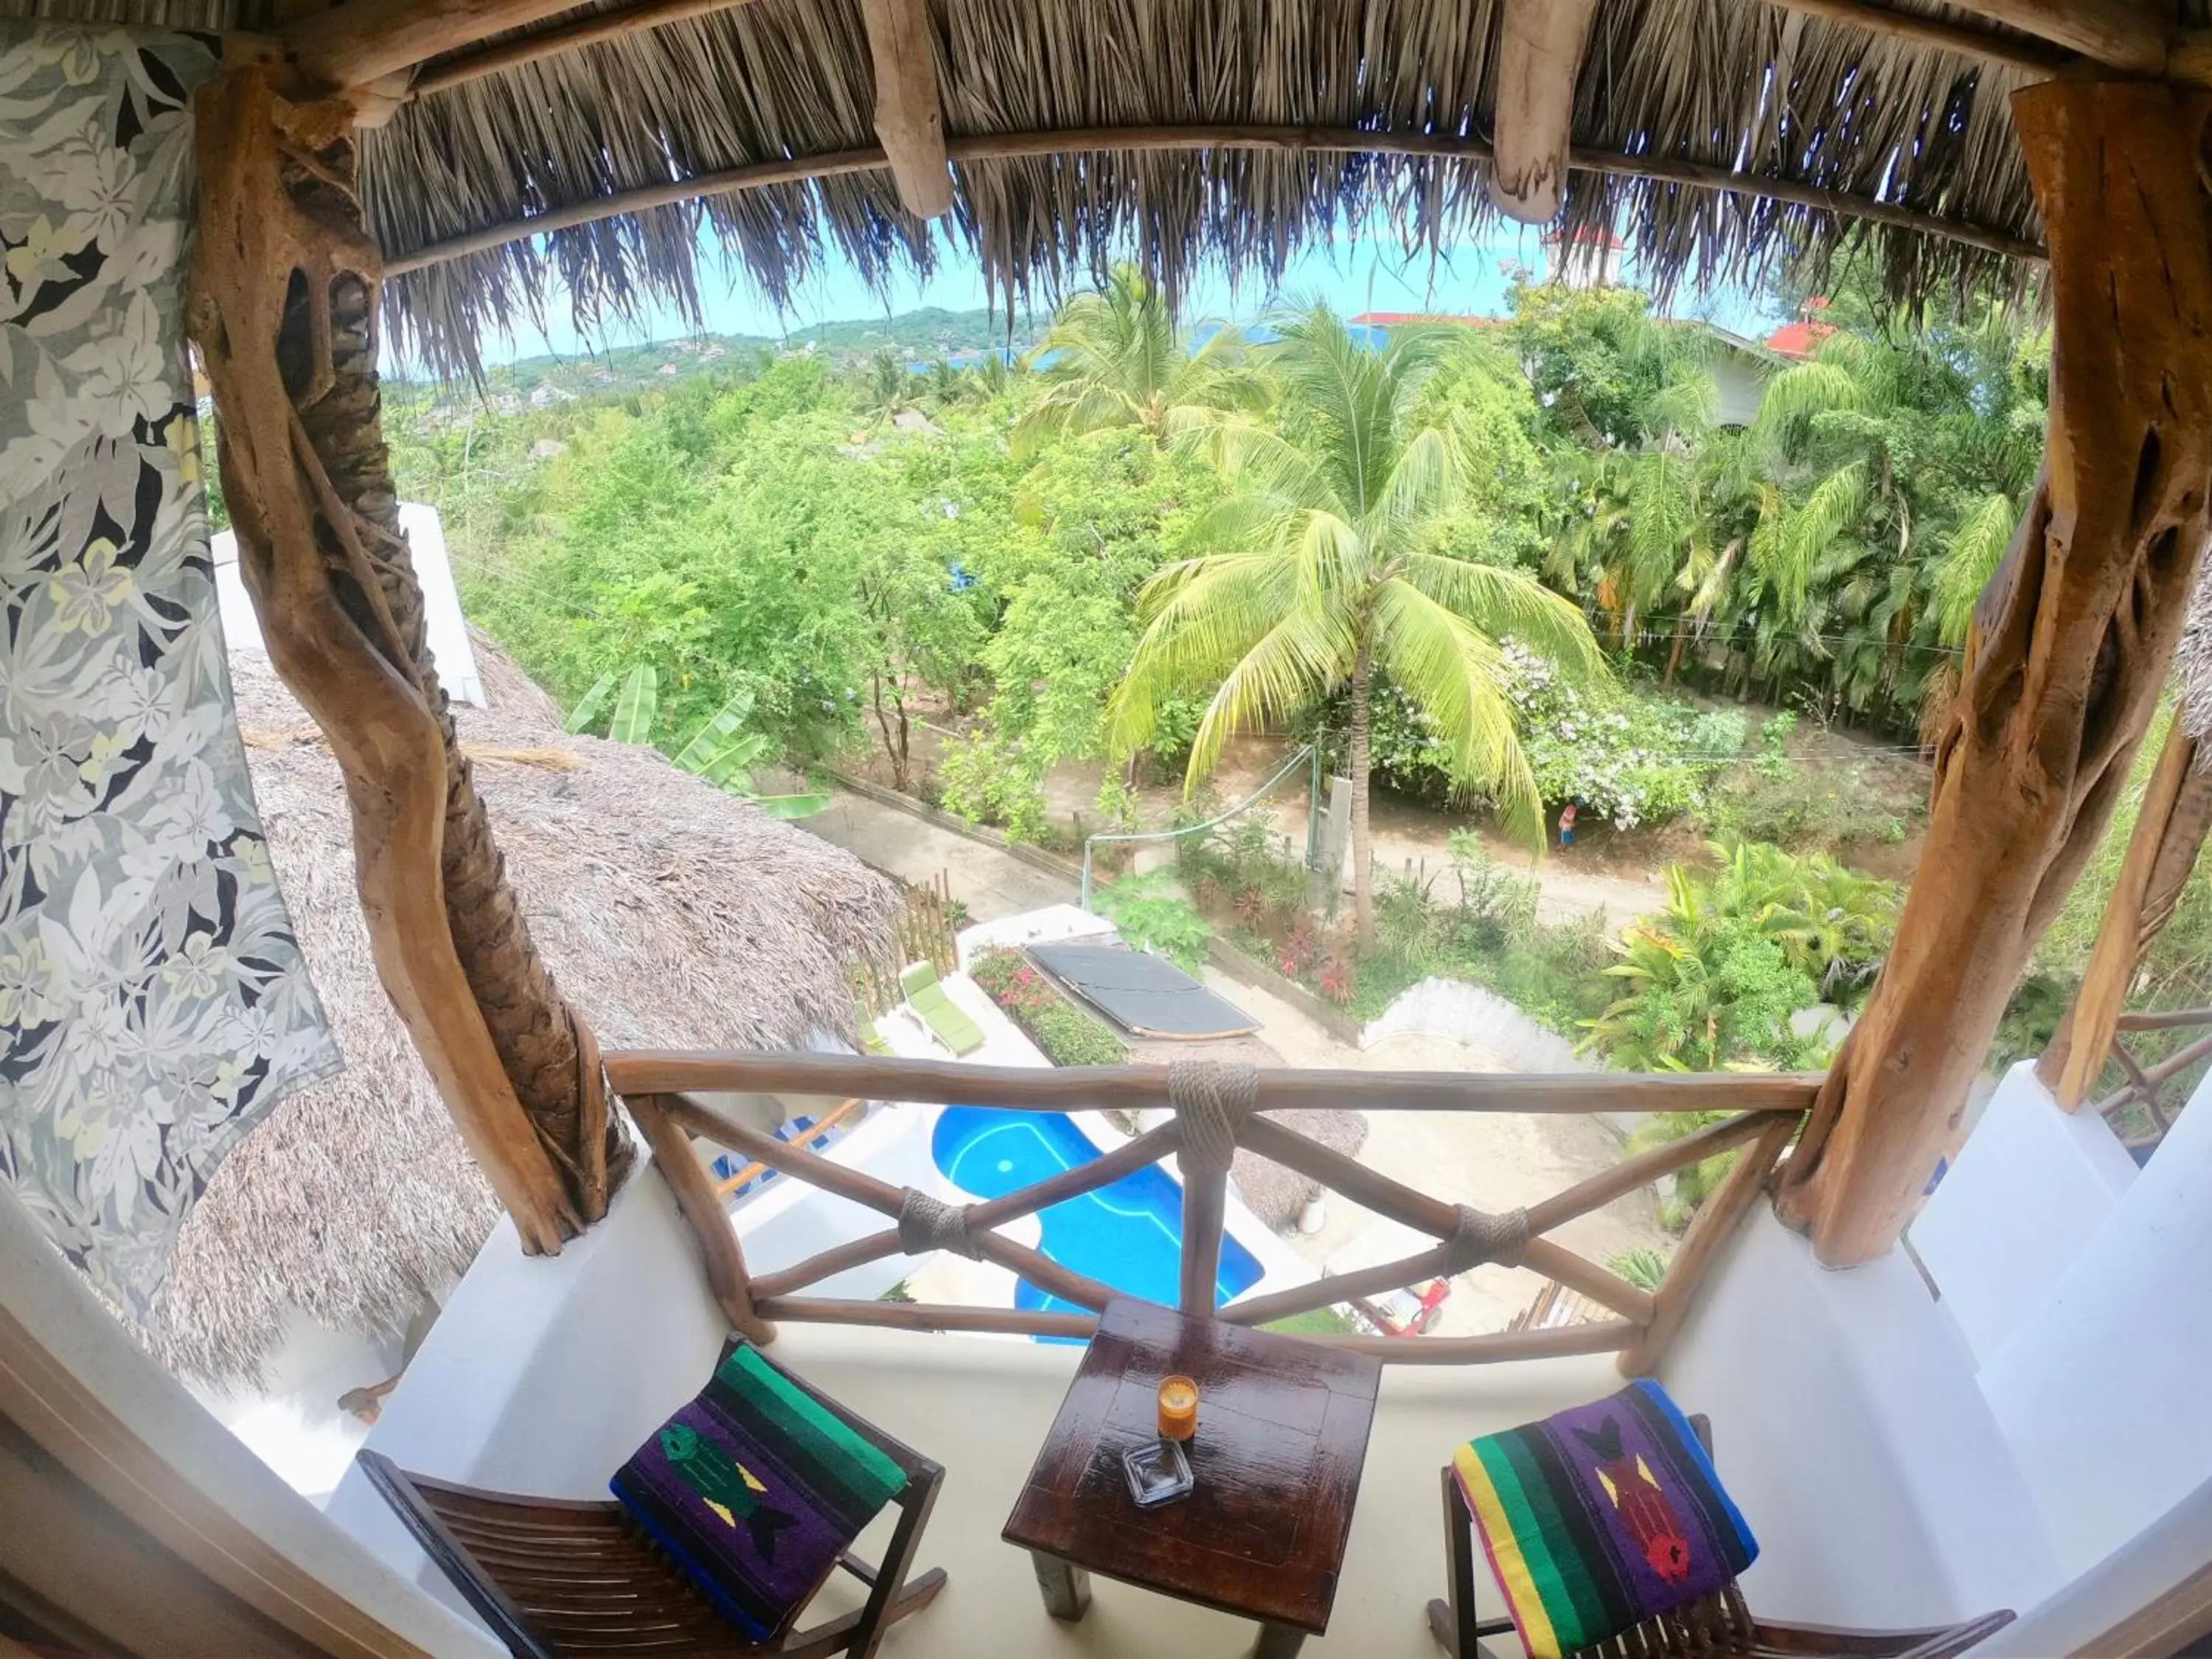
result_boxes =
[1107,305,1604,944]
[383,255,2212,1103]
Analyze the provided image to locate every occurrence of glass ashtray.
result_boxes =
[1122,1436,1195,1507]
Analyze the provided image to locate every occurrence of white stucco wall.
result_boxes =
[326,1161,729,1626]
[1978,1064,2212,1579]
[1910,1060,2138,1367]
[1659,1206,2059,1628]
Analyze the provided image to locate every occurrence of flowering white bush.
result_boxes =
[1498,642,1731,830]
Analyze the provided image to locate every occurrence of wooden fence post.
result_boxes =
[632,1095,775,1345]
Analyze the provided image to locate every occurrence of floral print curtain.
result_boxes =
[0,24,338,1318]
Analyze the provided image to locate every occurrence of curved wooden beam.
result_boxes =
[380,122,2046,279]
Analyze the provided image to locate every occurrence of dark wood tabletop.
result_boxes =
[1002,1296,1384,1635]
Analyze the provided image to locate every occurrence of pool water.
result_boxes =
[931,1107,1264,1322]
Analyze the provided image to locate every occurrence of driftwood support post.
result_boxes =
[1778,79,2212,1265]
[631,1096,774,1344]
[187,65,626,1253]
[2040,717,2212,1105]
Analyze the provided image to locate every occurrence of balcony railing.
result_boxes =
[605,1051,1815,1375]
[2078,1005,2212,1153]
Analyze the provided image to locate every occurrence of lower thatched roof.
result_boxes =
[146,634,897,1385]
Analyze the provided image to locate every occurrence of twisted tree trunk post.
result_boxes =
[188,64,628,1252]
[1777,78,2212,1265]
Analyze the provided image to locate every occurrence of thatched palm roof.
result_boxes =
[145,635,897,1385]
[344,0,2088,377]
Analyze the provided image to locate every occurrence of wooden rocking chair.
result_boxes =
[1427,1416,2015,1659]
[355,1346,946,1659]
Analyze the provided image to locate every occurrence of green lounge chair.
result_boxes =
[900,960,986,1056]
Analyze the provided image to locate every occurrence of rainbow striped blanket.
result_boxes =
[1452,1381,1757,1658]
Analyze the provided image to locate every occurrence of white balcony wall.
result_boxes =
[1658,1206,2059,1629]
[1978,1061,2212,1579]
[1911,1059,2138,1366]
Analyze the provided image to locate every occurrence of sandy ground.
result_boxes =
[797,787,1672,1337]
[1201,970,1670,1335]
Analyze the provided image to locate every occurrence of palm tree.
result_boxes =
[1106,307,1604,947]
[1012,263,1257,458]
[1544,323,1756,672]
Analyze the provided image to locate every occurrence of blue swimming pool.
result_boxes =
[931,1107,1264,1322]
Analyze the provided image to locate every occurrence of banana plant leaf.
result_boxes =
[564,672,617,734]
[608,665,659,744]
[674,689,769,785]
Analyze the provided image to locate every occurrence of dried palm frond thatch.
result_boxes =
[144,633,897,1385]
[348,0,2071,378]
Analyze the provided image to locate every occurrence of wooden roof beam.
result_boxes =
[1933,0,2168,74]
[860,0,954,219]
[409,0,760,101]
[285,0,592,91]
[1491,0,1600,223]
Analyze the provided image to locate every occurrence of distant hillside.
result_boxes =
[397,305,1046,409]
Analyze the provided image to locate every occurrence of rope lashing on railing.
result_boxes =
[897,1188,982,1259]
[1443,1203,1531,1273]
[1169,1059,1259,1175]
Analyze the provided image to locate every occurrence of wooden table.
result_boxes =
[1002,1297,1383,1658]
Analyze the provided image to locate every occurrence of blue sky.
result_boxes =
[485,220,1789,364]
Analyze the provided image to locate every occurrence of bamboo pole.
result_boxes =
[383,0,2076,108]
[1519,1240,1659,1326]
[605,1051,1822,1117]
[1621,1119,1796,1376]
[1224,1238,1654,1330]
[1521,1112,1780,1235]
[1178,1163,1228,1319]
[1239,1118,1462,1236]
[750,1231,904,1301]
[964,1121,1183,1231]
[712,1097,868,1197]
[631,1096,773,1344]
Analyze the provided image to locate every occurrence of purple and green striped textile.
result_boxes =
[611,1346,907,1641]
[1452,1381,1757,1659]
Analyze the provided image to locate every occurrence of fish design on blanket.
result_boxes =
[660,1424,799,1560]
[1573,1415,1693,1582]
